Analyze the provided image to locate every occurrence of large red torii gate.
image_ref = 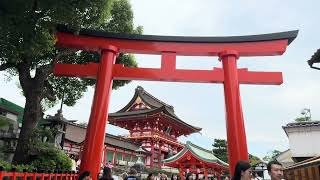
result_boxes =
[53,25,298,178]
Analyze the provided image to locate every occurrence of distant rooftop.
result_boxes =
[283,121,320,128]
[163,141,228,169]
[109,86,202,134]
[308,49,320,70]
[282,121,320,138]
[0,98,24,123]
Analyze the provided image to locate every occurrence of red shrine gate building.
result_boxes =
[108,86,202,169]
[51,86,203,170]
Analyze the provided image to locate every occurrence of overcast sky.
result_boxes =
[1,0,320,159]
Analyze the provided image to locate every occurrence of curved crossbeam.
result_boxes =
[56,25,298,56]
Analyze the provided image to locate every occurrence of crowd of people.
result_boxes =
[231,160,284,180]
[77,160,284,180]
[147,172,179,180]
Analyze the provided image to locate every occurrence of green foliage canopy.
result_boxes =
[262,150,282,162]
[1,0,142,108]
[212,138,228,163]
[295,116,311,122]
[0,0,142,164]
[212,138,262,166]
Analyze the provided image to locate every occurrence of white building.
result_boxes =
[281,121,320,162]
[0,98,22,161]
[274,149,294,168]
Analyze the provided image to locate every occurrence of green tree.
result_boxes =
[212,139,228,163]
[262,150,281,162]
[0,0,142,164]
[212,139,262,165]
[249,154,261,166]
[295,116,311,122]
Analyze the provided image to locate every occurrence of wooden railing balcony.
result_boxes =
[127,131,179,142]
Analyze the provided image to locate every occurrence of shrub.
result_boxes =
[30,142,72,172]
[0,160,35,172]
[0,127,71,172]
[15,164,35,172]
[0,160,12,171]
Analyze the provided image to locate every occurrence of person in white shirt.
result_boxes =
[69,155,77,171]
[253,173,262,180]
[267,161,284,180]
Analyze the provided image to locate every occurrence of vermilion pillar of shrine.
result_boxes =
[219,50,249,175]
[179,168,185,180]
[53,25,298,178]
[204,169,208,180]
[80,47,117,179]
[151,142,154,169]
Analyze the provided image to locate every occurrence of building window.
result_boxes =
[125,155,130,161]
[0,109,6,116]
[107,152,114,163]
[132,156,138,162]
[117,153,122,160]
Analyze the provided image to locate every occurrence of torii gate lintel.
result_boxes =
[54,63,283,85]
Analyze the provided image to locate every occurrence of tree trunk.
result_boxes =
[12,91,42,164]
[12,63,44,164]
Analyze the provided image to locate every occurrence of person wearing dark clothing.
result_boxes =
[147,173,155,180]
[185,172,192,180]
[99,167,114,180]
[171,174,178,180]
[124,168,140,180]
[232,160,252,180]
[78,171,91,180]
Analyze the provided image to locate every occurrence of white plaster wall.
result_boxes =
[275,150,294,167]
[146,156,150,165]
[6,113,18,121]
[287,126,320,157]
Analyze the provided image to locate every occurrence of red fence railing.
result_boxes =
[0,170,78,180]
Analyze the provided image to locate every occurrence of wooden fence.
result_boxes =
[0,169,78,180]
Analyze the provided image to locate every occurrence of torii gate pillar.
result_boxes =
[220,50,249,173]
[80,47,117,178]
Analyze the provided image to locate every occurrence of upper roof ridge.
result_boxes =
[186,141,212,154]
[284,121,320,127]
[136,86,174,110]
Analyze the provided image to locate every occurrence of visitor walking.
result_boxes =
[70,155,77,171]
[78,171,91,180]
[106,161,114,169]
[267,161,283,180]
[147,173,155,180]
[232,160,252,180]
[185,172,193,180]
[253,173,262,180]
[121,172,128,180]
[160,174,168,180]
[124,168,140,180]
[171,174,178,180]
[100,167,114,180]
[155,172,161,180]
